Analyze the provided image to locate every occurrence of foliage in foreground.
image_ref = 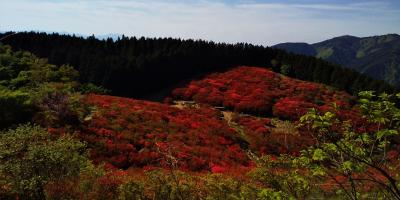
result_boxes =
[294,91,400,199]
[0,124,89,199]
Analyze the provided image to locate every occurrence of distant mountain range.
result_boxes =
[273,34,400,87]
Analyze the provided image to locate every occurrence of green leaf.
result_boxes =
[358,133,371,143]
[323,143,337,153]
[343,161,353,171]
[376,129,398,140]
[312,166,326,176]
[358,91,375,99]
[312,149,326,161]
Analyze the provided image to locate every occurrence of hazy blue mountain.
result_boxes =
[273,42,316,56]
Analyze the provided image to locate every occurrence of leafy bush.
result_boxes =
[202,174,259,200]
[0,44,81,129]
[0,124,89,199]
[295,91,400,199]
[249,155,319,199]
[118,179,146,200]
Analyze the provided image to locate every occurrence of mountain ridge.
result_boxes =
[273,33,400,86]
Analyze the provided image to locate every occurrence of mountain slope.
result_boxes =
[273,34,400,86]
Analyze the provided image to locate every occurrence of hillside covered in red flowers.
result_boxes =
[70,94,321,173]
[171,66,354,119]
[77,94,252,172]
[66,66,362,173]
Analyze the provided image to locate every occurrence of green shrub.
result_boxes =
[203,174,259,200]
[118,179,146,200]
[0,124,89,199]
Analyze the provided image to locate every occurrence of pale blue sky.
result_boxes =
[1,0,399,45]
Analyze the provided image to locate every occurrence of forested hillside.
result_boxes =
[274,34,400,86]
[0,32,394,99]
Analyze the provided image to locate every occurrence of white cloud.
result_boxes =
[0,0,399,46]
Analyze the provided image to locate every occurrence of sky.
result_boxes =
[1,0,400,46]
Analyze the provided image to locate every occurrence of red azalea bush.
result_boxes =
[234,115,314,155]
[273,97,318,120]
[235,116,271,154]
[170,66,354,119]
[76,94,251,171]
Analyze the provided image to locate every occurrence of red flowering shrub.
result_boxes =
[84,169,128,200]
[210,164,226,173]
[44,180,80,200]
[234,116,271,153]
[273,97,317,120]
[170,66,353,119]
[234,116,314,155]
[76,94,251,171]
